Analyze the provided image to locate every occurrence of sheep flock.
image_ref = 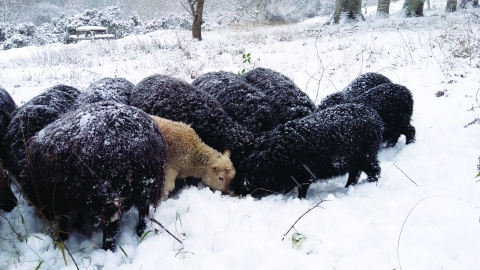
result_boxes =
[0,68,415,250]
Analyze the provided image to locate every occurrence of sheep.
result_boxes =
[231,103,384,199]
[73,77,134,109]
[0,86,17,160]
[25,101,167,251]
[0,86,18,212]
[192,71,279,135]
[349,83,415,146]
[0,161,16,212]
[130,74,255,167]
[319,83,415,147]
[3,84,80,180]
[149,115,235,200]
[242,67,316,124]
[317,72,392,111]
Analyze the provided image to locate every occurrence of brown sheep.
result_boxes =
[150,115,235,200]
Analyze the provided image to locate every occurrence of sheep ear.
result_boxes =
[223,149,231,157]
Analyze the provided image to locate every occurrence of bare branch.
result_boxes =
[178,0,194,17]
[393,163,419,187]
[282,198,329,241]
[150,217,184,245]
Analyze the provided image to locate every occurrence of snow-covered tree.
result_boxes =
[333,0,364,24]
[179,0,205,40]
[376,0,391,17]
[446,0,457,12]
[401,0,424,17]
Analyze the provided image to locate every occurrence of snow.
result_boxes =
[1,2,480,270]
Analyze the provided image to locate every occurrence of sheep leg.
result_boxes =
[363,160,381,183]
[345,170,361,187]
[102,219,120,251]
[162,168,179,201]
[297,184,310,199]
[136,204,149,237]
[58,214,69,241]
[383,129,400,147]
[404,125,416,144]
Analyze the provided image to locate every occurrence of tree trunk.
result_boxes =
[333,0,364,24]
[401,0,424,17]
[445,0,457,12]
[192,0,205,40]
[460,0,479,8]
[376,0,391,18]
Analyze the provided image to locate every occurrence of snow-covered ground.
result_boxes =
[1,2,480,269]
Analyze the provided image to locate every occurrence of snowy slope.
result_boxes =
[1,3,480,270]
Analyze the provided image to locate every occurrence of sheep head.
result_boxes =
[203,149,235,193]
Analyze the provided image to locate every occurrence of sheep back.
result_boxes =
[243,67,316,124]
[191,71,246,96]
[193,71,279,135]
[232,103,384,198]
[26,101,167,250]
[3,84,80,180]
[74,77,134,109]
[317,72,391,111]
[343,72,392,98]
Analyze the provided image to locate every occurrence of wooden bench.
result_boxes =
[69,26,115,42]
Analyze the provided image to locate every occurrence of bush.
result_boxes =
[0,23,13,43]
[2,34,31,50]
[97,6,134,38]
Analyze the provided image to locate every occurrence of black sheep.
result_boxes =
[349,83,415,146]
[231,103,384,199]
[192,71,279,135]
[0,86,17,156]
[131,74,255,166]
[317,72,392,111]
[319,83,415,147]
[0,86,18,212]
[3,85,80,180]
[73,77,134,108]
[242,67,316,124]
[25,101,167,251]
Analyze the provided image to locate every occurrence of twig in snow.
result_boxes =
[282,198,329,241]
[464,118,480,128]
[393,163,418,187]
[476,88,480,111]
[150,218,184,245]
[397,195,480,270]
[396,26,415,65]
